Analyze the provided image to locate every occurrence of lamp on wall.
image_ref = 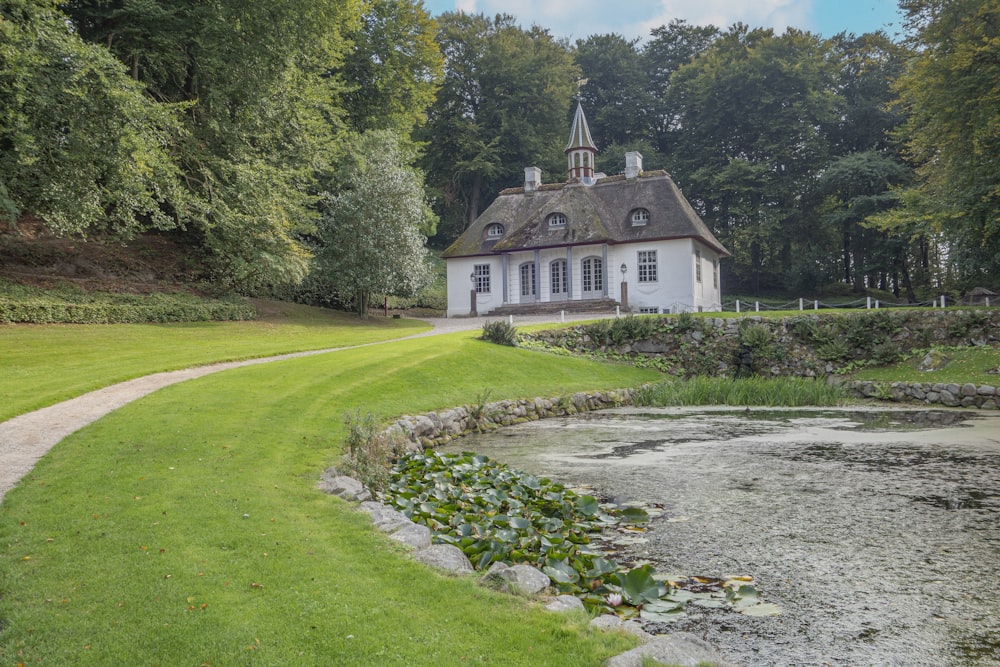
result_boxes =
[620,263,627,279]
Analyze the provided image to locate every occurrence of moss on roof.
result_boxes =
[442,172,728,259]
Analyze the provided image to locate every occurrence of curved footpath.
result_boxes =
[0,313,600,503]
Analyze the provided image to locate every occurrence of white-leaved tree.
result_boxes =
[315,130,434,317]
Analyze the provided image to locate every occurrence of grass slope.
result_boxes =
[0,300,429,422]
[0,332,659,666]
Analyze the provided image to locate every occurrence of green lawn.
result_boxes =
[0,329,659,666]
[0,300,429,422]
[847,346,1000,386]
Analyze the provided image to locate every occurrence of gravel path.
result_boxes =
[0,312,606,502]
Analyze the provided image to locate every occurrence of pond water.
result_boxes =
[439,407,1000,667]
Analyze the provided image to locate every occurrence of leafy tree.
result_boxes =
[63,0,363,292]
[814,151,913,296]
[338,0,443,134]
[314,130,433,317]
[888,0,1000,287]
[664,25,838,293]
[419,12,579,244]
[0,0,185,236]
[642,19,719,145]
[573,34,652,149]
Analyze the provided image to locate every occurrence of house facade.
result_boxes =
[443,104,729,317]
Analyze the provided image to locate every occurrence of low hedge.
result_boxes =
[0,286,256,324]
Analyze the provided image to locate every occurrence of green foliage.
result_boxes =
[340,410,407,492]
[889,0,1000,285]
[481,320,519,346]
[633,376,846,407]
[738,322,775,354]
[313,130,434,317]
[338,0,443,134]
[0,0,187,235]
[946,309,991,340]
[419,12,580,242]
[0,281,254,323]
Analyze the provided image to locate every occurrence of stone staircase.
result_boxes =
[485,298,622,317]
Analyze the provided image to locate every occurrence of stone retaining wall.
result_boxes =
[840,380,998,409]
[386,388,636,450]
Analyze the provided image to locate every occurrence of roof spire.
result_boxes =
[565,102,597,184]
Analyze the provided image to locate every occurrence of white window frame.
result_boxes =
[548,212,567,228]
[637,250,657,283]
[550,259,568,294]
[486,223,504,238]
[695,248,703,283]
[473,264,491,294]
[631,209,650,226]
[713,258,719,288]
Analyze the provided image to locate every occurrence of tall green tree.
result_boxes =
[888,0,1000,287]
[338,0,443,134]
[0,0,185,236]
[419,12,579,244]
[63,0,363,292]
[313,130,433,317]
[664,25,838,293]
[573,34,651,149]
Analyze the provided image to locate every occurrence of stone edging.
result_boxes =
[840,380,998,409]
[384,388,636,450]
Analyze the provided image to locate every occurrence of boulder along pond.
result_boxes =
[439,407,1000,667]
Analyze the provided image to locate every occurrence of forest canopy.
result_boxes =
[1,0,996,301]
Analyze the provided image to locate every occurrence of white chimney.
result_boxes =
[625,152,643,180]
[524,166,542,192]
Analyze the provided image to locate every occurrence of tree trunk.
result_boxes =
[467,172,482,228]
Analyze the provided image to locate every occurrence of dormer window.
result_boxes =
[548,212,567,228]
[631,208,650,226]
[486,223,504,239]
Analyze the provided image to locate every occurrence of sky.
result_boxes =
[420,0,904,43]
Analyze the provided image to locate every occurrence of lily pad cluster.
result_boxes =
[380,451,780,620]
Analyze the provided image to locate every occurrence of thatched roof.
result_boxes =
[442,171,729,259]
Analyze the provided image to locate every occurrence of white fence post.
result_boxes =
[755,301,760,312]
[736,300,741,313]
[814,300,819,310]
[875,300,880,309]
[560,310,565,323]
[509,315,513,326]
[866,296,872,309]
[616,306,620,317]
[941,295,947,307]
[799,298,804,310]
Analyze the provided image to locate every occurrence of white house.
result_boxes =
[442,103,729,317]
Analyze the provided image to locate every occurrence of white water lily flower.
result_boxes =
[606,592,623,607]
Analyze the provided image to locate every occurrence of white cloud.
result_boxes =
[464,0,816,42]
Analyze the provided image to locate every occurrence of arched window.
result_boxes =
[630,208,650,226]
[547,212,567,228]
[550,259,568,296]
[485,223,504,238]
[581,257,604,298]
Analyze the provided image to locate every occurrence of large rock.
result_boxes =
[358,501,411,533]
[388,522,432,549]
[605,633,736,667]
[590,615,652,642]
[317,473,371,502]
[412,544,474,574]
[545,595,585,613]
[478,562,550,595]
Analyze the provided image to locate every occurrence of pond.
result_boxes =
[439,407,1000,667]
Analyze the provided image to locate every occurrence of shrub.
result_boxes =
[339,410,406,493]
[480,320,519,346]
